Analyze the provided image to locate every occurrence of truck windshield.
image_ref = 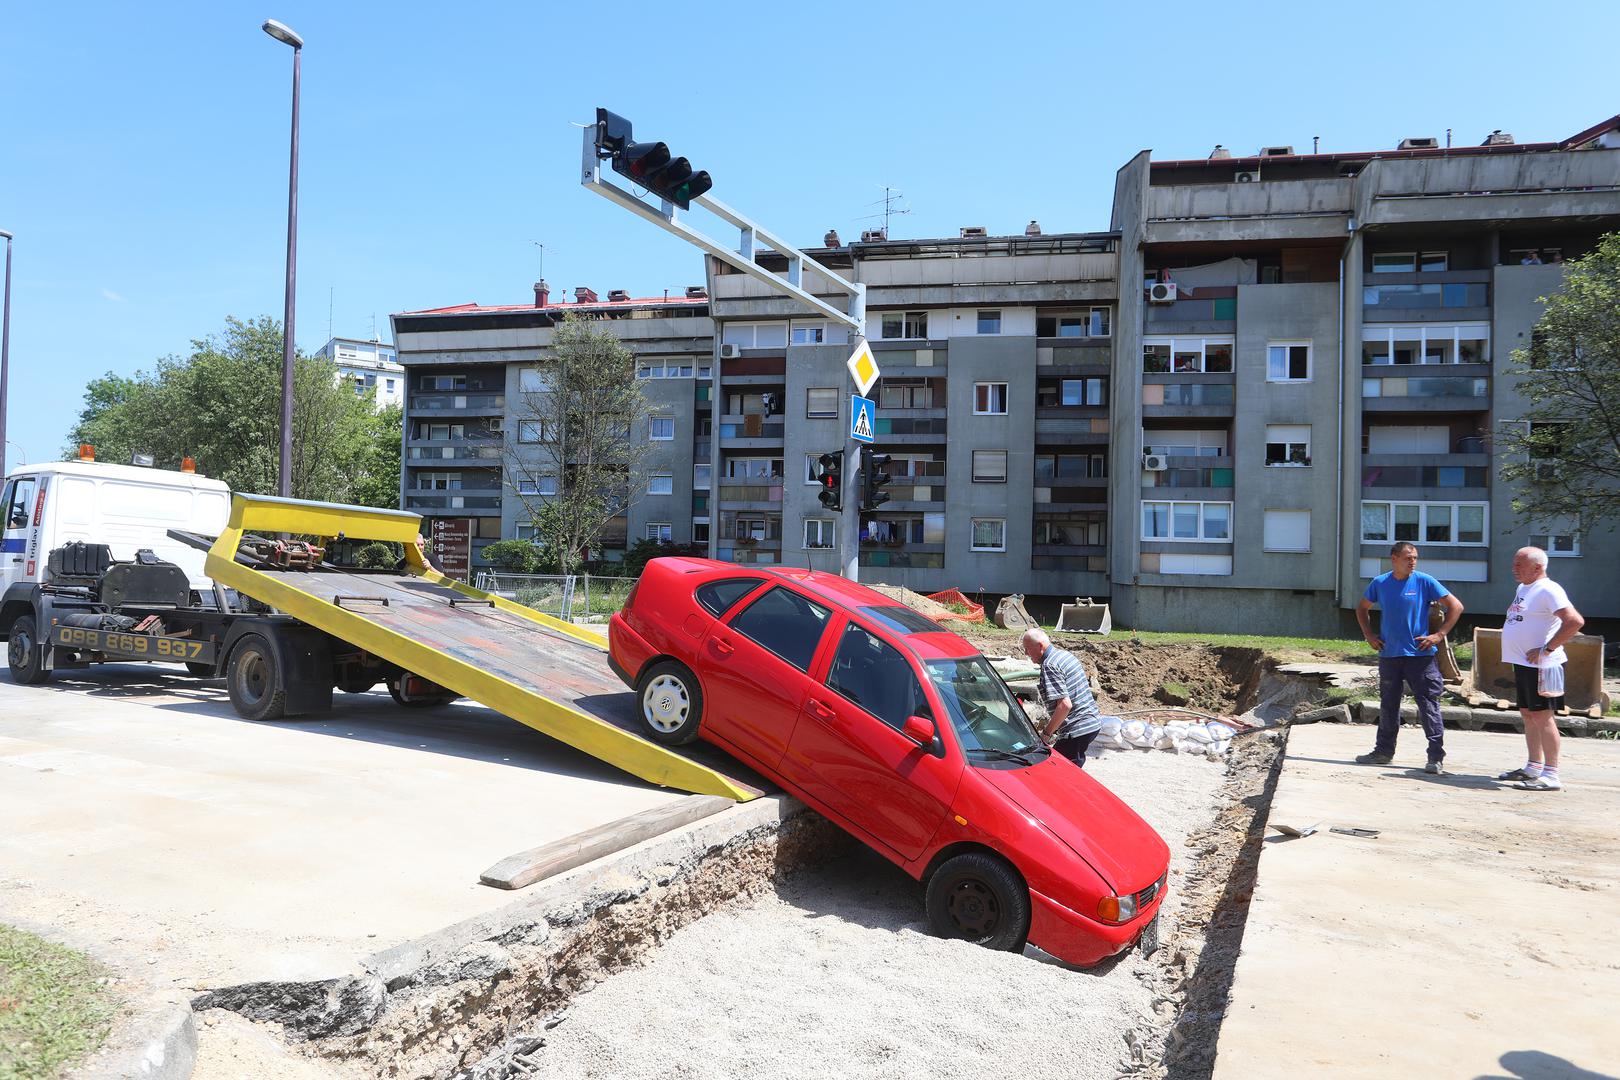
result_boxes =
[924,656,1047,761]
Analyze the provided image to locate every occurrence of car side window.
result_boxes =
[726,586,831,672]
[5,479,35,530]
[826,623,927,732]
[695,577,764,618]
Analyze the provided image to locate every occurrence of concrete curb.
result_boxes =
[74,999,197,1080]
[1342,699,1614,735]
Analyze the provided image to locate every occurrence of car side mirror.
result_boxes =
[902,714,936,746]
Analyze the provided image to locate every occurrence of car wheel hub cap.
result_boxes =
[949,880,999,935]
[9,631,31,667]
[645,675,688,733]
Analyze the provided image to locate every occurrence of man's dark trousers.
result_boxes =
[1376,654,1445,763]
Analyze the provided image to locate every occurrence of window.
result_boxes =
[694,464,711,491]
[645,522,673,542]
[1143,337,1233,374]
[970,518,1006,552]
[519,368,551,392]
[1036,308,1111,338]
[826,623,927,732]
[5,477,37,530]
[1529,519,1580,557]
[1263,510,1311,552]
[1037,378,1107,407]
[517,420,546,443]
[1141,429,1226,457]
[879,378,933,409]
[517,476,539,495]
[1372,253,1416,274]
[976,310,1002,335]
[879,311,929,340]
[514,523,538,541]
[649,417,675,441]
[695,577,762,617]
[1034,452,1108,479]
[974,383,1008,415]
[806,388,839,419]
[721,323,789,349]
[790,321,846,345]
[1141,501,1233,542]
[648,473,673,496]
[1360,501,1487,545]
[423,374,467,391]
[422,472,461,490]
[1267,342,1311,382]
[804,518,835,549]
[972,450,1008,483]
[726,457,783,480]
[692,518,710,544]
[1265,424,1312,466]
[1034,512,1106,546]
[728,587,832,672]
[1362,324,1489,365]
[385,379,396,391]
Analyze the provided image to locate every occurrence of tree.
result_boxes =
[349,402,404,509]
[504,314,656,573]
[480,539,546,574]
[1497,233,1620,533]
[66,316,395,504]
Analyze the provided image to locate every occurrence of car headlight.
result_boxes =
[1096,892,1138,924]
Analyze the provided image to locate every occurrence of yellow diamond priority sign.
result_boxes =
[845,340,881,398]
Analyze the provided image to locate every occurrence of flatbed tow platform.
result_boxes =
[194,494,766,801]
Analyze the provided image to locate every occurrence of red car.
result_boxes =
[608,558,1169,967]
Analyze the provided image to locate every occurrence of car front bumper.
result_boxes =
[1027,884,1166,968]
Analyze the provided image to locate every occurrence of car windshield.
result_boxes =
[924,656,1047,761]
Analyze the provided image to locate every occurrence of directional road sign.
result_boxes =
[850,395,876,443]
[846,340,880,398]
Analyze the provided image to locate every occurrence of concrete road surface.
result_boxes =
[0,664,687,988]
[1214,723,1620,1080]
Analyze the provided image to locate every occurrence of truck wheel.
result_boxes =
[635,661,703,746]
[227,635,286,721]
[925,852,1030,953]
[6,615,50,686]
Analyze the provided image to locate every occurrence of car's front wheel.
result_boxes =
[6,615,50,686]
[925,852,1030,952]
[636,661,703,746]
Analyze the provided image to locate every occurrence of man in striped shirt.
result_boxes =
[1022,628,1104,768]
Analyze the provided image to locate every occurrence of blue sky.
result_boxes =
[2,0,1616,468]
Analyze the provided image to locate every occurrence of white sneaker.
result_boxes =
[1515,775,1563,791]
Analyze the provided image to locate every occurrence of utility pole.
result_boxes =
[580,109,869,580]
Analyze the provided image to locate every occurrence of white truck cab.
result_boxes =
[1,460,231,625]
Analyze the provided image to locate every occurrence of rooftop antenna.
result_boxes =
[328,286,333,342]
[856,186,911,238]
[530,240,546,282]
[370,313,378,343]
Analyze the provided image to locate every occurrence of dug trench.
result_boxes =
[192,643,1299,1080]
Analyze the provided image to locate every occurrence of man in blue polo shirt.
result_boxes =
[1354,542,1464,773]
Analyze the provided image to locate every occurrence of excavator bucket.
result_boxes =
[1056,597,1112,635]
[993,594,1037,632]
[1467,627,1610,717]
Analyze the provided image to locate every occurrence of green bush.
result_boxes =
[482,539,546,573]
[355,541,400,569]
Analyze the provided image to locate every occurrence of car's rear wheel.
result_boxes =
[636,661,702,746]
[925,852,1030,952]
[227,635,285,721]
[7,615,50,686]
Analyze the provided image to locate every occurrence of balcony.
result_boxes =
[1142,381,1235,418]
[406,439,503,463]
[1363,278,1488,314]
[715,481,783,509]
[404,493,502,512]
[719,414,785,446]
[1144,465,1234,490]
[1361,463,1490,492]
[859,549,945,570]
[1362,375,1490,412]
[409,392,505,414]
[874,417,949,440]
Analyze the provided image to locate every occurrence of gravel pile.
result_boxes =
[485,749,1227,1080]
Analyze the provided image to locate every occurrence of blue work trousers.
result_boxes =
[1376,654,1445,763]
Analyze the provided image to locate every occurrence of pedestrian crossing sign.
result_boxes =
[850,395,876,443]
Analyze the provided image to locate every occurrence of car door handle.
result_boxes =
[808,698,837,722]
[713,637,735,656]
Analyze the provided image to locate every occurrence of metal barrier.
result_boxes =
[473,572,638,623]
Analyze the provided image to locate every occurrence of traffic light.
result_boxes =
[816,451,843,512]
[861,447,893,512]
[595,108,714,210]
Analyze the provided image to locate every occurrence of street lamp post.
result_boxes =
[0,229,12,481]
[262,19,303,498]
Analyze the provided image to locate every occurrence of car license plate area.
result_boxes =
[1138,913,1161,957]
[51,626,216,664]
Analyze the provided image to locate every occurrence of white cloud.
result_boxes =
[101,288,127,303]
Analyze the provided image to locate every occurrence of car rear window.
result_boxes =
[859,605,943,635]
[696,577,764,618]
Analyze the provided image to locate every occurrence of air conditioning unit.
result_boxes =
[1234,169,1262,184]
[718,343,741,359]
[1143,454,1169,471]
[1148,282,1178,304]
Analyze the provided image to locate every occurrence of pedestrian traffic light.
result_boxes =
[595,108,714,210]
[816,451,843,512]
[861,448,893,512]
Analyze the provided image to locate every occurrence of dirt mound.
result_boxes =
[866,584,956,621]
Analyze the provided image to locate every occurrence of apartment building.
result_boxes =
[1110,116,1620,633]
[315,336,405,410]
[705,229,1118,596]
[390,284,713,574]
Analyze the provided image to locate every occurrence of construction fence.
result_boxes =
[472,572,637,624]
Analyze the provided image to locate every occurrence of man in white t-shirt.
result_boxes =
[1496,547,1585,791]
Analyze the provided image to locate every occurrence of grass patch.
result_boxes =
[0,925,116,1080]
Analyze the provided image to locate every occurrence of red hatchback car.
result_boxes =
[608,558,1170,967]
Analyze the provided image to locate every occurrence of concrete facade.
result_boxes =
[316,336,405,410]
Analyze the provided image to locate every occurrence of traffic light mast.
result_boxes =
[581,109,868,580]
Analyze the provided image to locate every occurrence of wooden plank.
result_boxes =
[479,795,737,891]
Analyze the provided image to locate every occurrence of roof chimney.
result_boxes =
[534,280,550,308]
[684,285,708,299]
[607,289,631,303]
[1481,129,1515,146]
[823,228,841,247]
[859,227,886,242]
[1209,144,1231,159]
[959,226,989,239]
[574,286,598,304]
[1024,220,1041,236]
[1397,136,1440,150]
